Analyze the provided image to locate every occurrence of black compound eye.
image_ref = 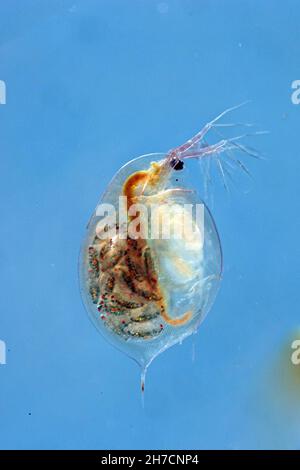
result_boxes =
[171,159,184,171]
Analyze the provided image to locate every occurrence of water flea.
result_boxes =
[79,102,261,395]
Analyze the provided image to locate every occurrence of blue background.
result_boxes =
[0,0,300,450]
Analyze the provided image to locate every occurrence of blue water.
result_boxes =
[0,0,300,450]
